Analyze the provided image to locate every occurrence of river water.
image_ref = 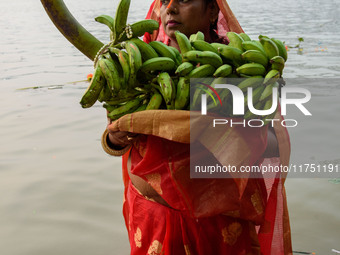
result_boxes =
[0,0,339,254]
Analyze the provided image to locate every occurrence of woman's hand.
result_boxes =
[107,130,138,148]
[106,113,138,148]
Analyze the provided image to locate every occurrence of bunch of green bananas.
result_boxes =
[188,31,287,123]
[214,32,286,122]
[79,0,288,124]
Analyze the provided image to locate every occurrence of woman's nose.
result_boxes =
[166,0,179,14]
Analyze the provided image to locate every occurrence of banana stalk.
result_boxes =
[41,0,103,60]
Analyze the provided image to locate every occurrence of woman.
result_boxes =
[102,0,292,254]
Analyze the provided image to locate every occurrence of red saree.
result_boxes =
[107,110,291,255]
[105,1,293,254]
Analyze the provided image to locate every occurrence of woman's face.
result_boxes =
[160,0,215,41]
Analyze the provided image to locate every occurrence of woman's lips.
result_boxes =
[167,20,181,28]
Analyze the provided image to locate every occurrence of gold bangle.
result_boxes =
[101,129,131,156]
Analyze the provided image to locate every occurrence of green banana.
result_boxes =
[244,101,263,119]
[109,48,130,89]
[258,35,270,40]
[105,89,144,105]
[241,50,268,67]
[191,82,207,109]
[213,64,232,77]
[236,63,266,76]
[270,56,285,75]
[210,77,227,86]
[98,58,121,93]
[261,96,278,117]
[189,34,196,43]
[98,83,113,103]
[263,69,280,86]
[146,91,163,110]
[135,103,147,112]
[104,96,139,107]
[107,98,142,120]
[137,71,159,84]
[125,41,142,88]
[139,57,176,73]
[243,109,254,120]
[118,19,159,41]
[95,15,115,31]
[129,38,158,61]
[149,41,177,63]
[239,33,251,42]
[218,45,244,67]
[182,50,223,68]
[196,31,205,41]
[168,46,180,56]
[103,52,125,89]
[157,72,175,108]
[244,85,265,108]
[175,77,190,110]
[262,111,277,125]
[242,40,266,55]
[206,83,231,112]
[259,82,278,102]
[80,65,106,108]
[210,77,230,99]
[125,41,142,70]
[227,32,244,51]
[259,37,279,59]
[188,64,216,78]
[105,51,123,74]
[168,46,182,65]
[271,38,288,61]
[237,76,264,92]
[175,62,195,76]
[262,97,273,111]
[190,31,205,42]
[133,86,153,94]
[114,0,131,40]
[174,31,192,54]
[211,43,228,52]
[103,103,119,113]
[262,95,279,120]
[191,40,219,54]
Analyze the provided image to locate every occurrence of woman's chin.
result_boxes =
[166,24,182,34]
[165,30,177,40]
[167,30,189,41]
